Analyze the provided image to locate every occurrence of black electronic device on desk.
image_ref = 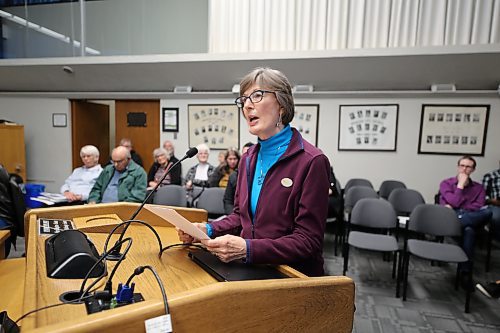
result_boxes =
[188,249,289,282]
[45,229,105,279]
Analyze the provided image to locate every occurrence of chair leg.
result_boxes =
[465,269,472,313]
[342,243,349,275]
[396,250,403,298]
[402,251,410,301]
[486,223,493,272]
[392,251,397,279]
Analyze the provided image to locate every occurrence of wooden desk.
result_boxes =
[0,229,9,259]
[20,203,355,332]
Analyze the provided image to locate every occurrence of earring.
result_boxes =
[276,114,282,127]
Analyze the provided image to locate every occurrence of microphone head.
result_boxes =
[186,147,198,158]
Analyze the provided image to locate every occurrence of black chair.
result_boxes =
[402,204,472,313]
[378,180,406,200]
[343,198,401,297]
[343,178,373,196]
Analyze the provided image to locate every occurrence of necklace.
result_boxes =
[257,145,282,186]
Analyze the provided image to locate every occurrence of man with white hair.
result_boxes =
[60,145,103,202]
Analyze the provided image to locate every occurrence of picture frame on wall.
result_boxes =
[291,104,319,146]
[188,104,239,149]
[162,107,179,132]
[417,104,490,156]
[52,113,67,127]
[338,104,399,151]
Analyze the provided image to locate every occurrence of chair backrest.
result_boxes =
[152,185,187,207]
[188,186,206,207]
[408,204,462,237]
[350,198,397,229]
[378,180,406,199]
[344,186,378,212]
[344,178,373,195]
[387,188,425,216]
[196,187,226,216]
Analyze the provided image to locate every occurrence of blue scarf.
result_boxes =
[250,125,292,215]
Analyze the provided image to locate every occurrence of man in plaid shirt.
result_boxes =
[483,164,500,241]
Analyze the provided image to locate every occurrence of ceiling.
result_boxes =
[0,44,499,98]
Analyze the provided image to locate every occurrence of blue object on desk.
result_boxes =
[24,183,45,208]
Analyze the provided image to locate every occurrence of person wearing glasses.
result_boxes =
[88,146,147,204]
[178,67,330,276]
[439,155,492,284]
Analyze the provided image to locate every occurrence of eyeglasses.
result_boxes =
[458,164,474,169]
[234,90,276,108]
[112,158,127,165]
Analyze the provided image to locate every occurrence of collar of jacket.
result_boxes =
[245,128,305,193]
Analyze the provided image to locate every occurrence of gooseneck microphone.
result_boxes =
[130,146,198,221]
[106,147,198,260]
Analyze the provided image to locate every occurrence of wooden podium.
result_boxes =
[19,203,355,332]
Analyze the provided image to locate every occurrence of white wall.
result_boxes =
[0,97,72,192]
[162,95,500,203]
[1,95,498,201]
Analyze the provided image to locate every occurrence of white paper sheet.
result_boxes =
[145,204,209,240]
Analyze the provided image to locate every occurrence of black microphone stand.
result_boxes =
[106,148,198,260]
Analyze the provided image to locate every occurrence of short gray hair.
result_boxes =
[80,145,99,158]
[239,67,295,125]
[153,147,168,159]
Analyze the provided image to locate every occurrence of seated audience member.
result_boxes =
[483,162,500,241]
[0,165,24,257]
[209,148,240,188]
[119,138,143,167]
[439,155,492,277]
[88,146,147,203]
[223,142,254,214]
[147,147,182,188]
[217,151,225,167]
[184,143,215,190]
[60,145,102,202]
[476,279,500,299]
[163,140,181,175]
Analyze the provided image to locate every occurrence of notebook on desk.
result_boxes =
[188,249,289,282]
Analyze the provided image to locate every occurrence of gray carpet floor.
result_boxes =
[323,224,500,332]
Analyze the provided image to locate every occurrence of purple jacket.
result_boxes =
[210,129,330,276]
[439,176,485,211]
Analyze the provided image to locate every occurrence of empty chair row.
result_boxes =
[343,177,406,199]
[343,198,472,313]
